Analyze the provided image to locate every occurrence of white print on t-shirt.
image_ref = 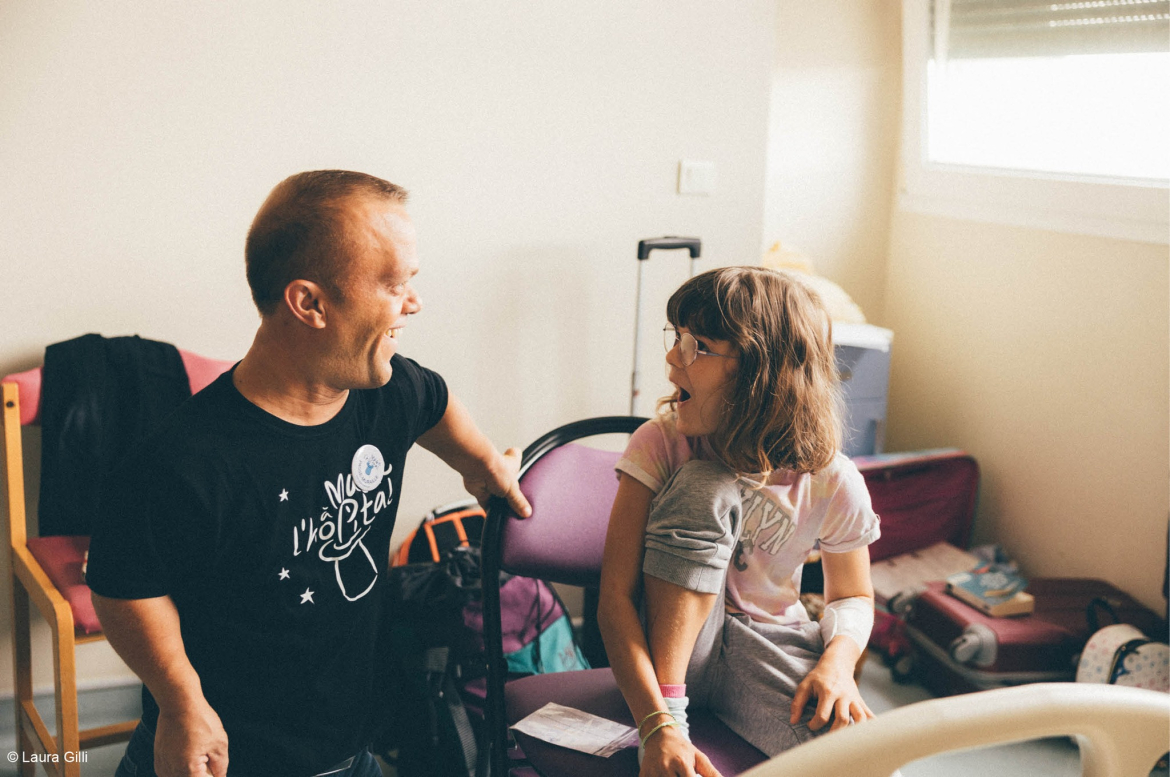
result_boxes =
[288,447,395,603]
[732,489,795,571]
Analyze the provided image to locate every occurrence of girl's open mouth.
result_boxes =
[678,387,692,403]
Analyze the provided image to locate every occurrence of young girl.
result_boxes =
[598,266,879,777]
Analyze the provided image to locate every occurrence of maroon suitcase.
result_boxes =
[853,449,979,564]
[904,578,1166,696]
[800,449,977,595]
[845,449,980,665]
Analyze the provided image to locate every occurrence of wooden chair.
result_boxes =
[1,349,232,777]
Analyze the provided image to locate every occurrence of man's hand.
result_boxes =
[416,397,532,518]
[154,698,229,777]
[790,640,874,732]
[640,725,722,777]
[463,447,532,518]
[90,594,227,776]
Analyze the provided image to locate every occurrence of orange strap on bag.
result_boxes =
[392,503,485,566]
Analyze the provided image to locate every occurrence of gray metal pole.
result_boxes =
[630,259,644,415]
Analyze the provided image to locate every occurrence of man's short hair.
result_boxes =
[245,170,409,316]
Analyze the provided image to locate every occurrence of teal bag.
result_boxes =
[505,611,589,674]
[465,571,590,675]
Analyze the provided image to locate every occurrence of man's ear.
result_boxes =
[284,280,329,329]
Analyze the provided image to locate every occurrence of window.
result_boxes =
[901,0,1170,243]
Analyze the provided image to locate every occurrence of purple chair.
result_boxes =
[480,417,768,777]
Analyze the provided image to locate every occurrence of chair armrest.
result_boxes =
[11,545,78,633]
[1,370,42,425]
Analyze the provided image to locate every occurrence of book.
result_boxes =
[946,569,1035,617]
[870,542,981,604]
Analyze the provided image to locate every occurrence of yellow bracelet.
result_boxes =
[638,710,676,734]
[640,720,682,746]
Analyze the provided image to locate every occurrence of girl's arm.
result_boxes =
[598,474,720,777]
[789,547,876,732]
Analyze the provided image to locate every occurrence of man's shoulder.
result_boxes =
[362,353,445,406]
[122,372,241,468]
[388,353,441,388]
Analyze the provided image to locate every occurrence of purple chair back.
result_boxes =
[481,416,646,777]
[500,443,623,587]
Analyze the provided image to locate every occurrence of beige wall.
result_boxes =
[883,211,1169,610]
[764,0,901,321]
[768,1,1169,613]
[0,1,776,694]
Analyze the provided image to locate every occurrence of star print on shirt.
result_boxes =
[300,588,315,604]
[278,568,290,580]
[279,489,289,502]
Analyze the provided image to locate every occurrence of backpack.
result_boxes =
[376,500,589,777]
[391,501,485,566]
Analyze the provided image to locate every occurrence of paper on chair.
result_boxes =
[510,702,640,757]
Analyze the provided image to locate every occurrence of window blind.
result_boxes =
[932,0,1170,58]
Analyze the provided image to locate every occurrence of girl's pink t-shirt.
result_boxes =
[616,414,880,625]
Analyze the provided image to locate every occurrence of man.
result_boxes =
[88,170,531,777]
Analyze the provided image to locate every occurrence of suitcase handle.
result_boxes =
[1087,596,1121,632]
[630,236,702,414]
[637,236,702,260]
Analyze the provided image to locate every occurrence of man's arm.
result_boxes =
[92,594,228,777]
[416,395,531,517]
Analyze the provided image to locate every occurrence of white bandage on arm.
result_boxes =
[819,596,874,652]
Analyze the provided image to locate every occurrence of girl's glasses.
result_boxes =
[663,326,736,367]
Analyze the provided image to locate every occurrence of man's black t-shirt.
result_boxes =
[87,354,448,776]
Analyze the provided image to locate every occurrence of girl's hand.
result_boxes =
[789,640,874,732]
[640,725,723,777]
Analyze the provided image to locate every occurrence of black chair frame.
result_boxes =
[480,415,647,777]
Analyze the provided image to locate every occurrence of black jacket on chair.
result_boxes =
[38,333,190,537]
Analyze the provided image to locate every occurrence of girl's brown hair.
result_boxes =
[661,266,842,476]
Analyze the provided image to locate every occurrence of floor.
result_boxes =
[857,663,1083,777]
[1,663,1165,776]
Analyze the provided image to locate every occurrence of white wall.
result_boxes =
[764,0,901,321]
[0,1,776,693]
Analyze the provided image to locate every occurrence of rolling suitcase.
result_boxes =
[853,449,980,565]
[812,450,979,605]
[629,236,702,414]
[819,449,980,668]
[903,577,1166,696]
[799,450,979,667]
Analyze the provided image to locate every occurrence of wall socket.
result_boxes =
[678,160,715,196]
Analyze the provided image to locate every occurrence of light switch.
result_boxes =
[678,160,715,196]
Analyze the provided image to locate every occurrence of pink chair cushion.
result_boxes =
[2,367,41,425]
[26,536,103,635]
[179,350,235,395]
